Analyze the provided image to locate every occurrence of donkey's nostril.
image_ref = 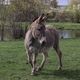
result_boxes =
[41,41,46,46]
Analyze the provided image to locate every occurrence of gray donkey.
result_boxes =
[24,14,62,75]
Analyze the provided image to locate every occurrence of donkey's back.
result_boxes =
[44,27,59,49]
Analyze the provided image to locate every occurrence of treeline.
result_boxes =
[0,0,47,22]
[0,0,80,41]
[48,0,80,23]
[0,0,80,23]
[0,0,47,41]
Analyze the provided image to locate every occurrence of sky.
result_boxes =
[57,0,69,5]
[2,0,69,6]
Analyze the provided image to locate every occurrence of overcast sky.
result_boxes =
[57,0,69,5]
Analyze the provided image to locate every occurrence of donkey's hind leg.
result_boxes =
[54,46,62,70]
[36,52,48,72]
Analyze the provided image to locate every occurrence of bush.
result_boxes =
[0,22,29,40]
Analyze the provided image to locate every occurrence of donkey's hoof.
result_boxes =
[31,72,38,76]
[58,67,62,70]
[30,73,35,76]
[31,70,37,76]
[26,62,29,64]
[36,67,42,72]
[30,72,36,76]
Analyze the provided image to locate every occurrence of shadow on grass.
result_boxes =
[41,69,80,80]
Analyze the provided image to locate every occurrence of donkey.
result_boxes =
[24,14,62,75]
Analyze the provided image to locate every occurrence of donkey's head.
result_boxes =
[30,14,47,46]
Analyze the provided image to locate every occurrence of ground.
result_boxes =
[0,38,80,80]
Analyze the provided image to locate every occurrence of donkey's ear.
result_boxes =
[37,13,48,23]
[32,16,38,22]
[37,13,45,23]
[41,13,49,21]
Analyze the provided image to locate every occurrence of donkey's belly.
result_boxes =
[28,45,51,53]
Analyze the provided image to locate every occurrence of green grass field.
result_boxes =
[47,22,80,29]
[10,22,80,30]
[0,38,80,80]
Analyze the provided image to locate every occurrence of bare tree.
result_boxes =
[50,0,57,8]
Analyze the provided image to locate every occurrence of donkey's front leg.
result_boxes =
[31,53,37,75]
[36,52,48,72]
[26,50,33,67]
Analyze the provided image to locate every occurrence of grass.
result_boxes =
[47,22,80,30]
[0,38,80,80]
[1,21,80,30]
[27,22,80,30]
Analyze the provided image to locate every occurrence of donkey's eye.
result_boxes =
[38,28,41,31]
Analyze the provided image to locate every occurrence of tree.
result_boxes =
[48,0,58,19]
[0,0,5,41]
[0,0,48,41]
[7,0,46,22]
[50,0,57,8]
[65,0,80,23]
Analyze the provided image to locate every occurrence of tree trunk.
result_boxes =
[1,25,4,41]
[76,14,80,23]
